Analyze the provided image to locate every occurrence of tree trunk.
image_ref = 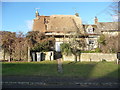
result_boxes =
[3,49,5,60]
[8,45,11,62]
[19,49,21,61]
[74,54,77,62]
[78,52,81,62]
[28,46,31,62]
[9,54,11,62]
[26,47,28,61]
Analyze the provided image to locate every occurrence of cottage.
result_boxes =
[32,10,119,51]
[32,10,85,52]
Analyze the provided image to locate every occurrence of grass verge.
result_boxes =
[2,61,119,78]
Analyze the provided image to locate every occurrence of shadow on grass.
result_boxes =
[68,61,77,64]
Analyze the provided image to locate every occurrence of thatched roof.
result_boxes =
[33,15,84,34]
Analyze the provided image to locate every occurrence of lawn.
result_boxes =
[2,61,119,79]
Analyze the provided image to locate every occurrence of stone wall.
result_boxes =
[63,53,117,62]
[34,51,54,62]
[44,51,54,61]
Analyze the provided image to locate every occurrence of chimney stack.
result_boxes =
[94,16,98,24]
[35,10,39,17]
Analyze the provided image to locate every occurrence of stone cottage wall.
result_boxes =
[63,53,117,62]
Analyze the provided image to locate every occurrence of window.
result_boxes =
[45,24,47,30]
[89,40,94,44]
[93,28,95,32]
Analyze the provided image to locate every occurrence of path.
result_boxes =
[57,59,63,73]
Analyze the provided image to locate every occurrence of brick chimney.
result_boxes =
[94,16,98,24]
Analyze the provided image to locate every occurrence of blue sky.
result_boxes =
[2,2,115,34]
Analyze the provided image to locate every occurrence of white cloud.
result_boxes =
[25,20,33,31]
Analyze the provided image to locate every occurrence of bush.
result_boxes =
[101,59,107,62]
[95,48,101,53]
[81,51,96,53]
[81,50,98,53]
[31,41,50,52]
[60,43,72,56]
[98,34,106,45]
[13,59,18,61]
[81,48,101,53]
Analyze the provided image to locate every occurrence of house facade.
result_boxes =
[33,11,86,52]
[32,10,119,52]
[83,17,119,51]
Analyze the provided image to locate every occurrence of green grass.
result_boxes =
[2,61,119,79]
[62,61,119,78]
[2,61,59,76]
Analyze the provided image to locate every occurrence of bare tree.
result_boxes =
[108,1,119,17]
[98,34,119,53]
[1,31,16,61]
[13,32,26,61]
[26,31,55,62]
[69,33,86,62]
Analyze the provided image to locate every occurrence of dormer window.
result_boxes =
[87,27,93,34]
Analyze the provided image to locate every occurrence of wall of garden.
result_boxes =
[62,53,117,62]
